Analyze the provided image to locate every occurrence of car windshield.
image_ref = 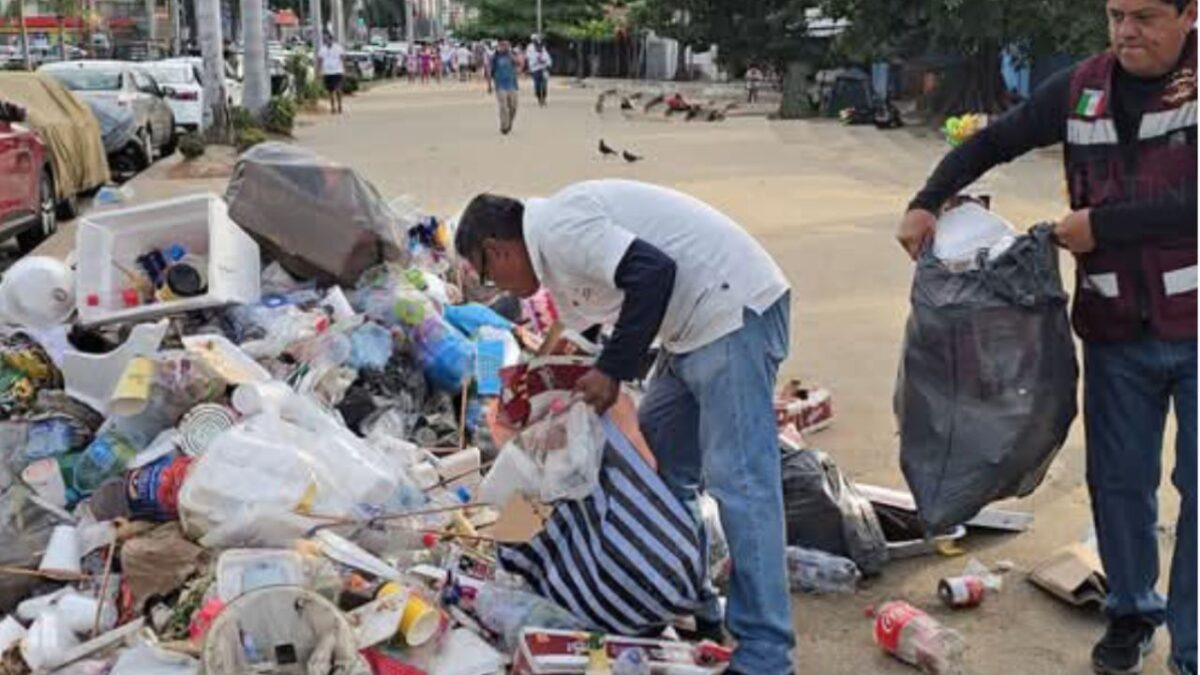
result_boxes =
[45,67,121,91]
[144,65,192,84]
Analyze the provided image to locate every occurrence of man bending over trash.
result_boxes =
[455,179,795,675]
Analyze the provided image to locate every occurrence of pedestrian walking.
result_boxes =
[406,46,419,84]
[490,40,519,134]
[897,2,1197,673]
[457,43,472,82]
[528,41,552,106]
[419,45,433,84]
[316,33,346,114]
[454,179,795,675]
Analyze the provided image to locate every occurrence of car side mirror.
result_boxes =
[159,86,175,98]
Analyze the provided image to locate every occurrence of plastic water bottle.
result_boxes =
[873,601,966,675]
[612,647,651,675]
[73,432,138,494]
[785,546,861,593]
[472,584,586,651]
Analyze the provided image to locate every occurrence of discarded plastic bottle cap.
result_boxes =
[166,244,186,262]
[121,289,140,307]
[454,486,471,504]
[86,294,99,307]
[421,532,438,548]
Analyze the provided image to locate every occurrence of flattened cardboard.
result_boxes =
[1029,543,1108,607]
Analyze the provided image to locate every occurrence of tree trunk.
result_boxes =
[145,0,157,44]
[196,0,228,140]
[241,0,269,114]
[309,0,322,46]
[929,44,1009,117]
[58,17,66,62]
[777,60,815,119]
[18,0,31,70]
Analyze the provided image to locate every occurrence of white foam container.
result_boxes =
[75,193,261,326]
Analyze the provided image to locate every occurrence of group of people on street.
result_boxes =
[455,1,1196,674]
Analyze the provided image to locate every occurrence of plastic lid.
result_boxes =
[166,264,207,298]
[166,244,186,262]
[454,486,471,504]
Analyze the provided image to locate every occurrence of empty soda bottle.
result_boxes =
[873,601,965,675]
[785,546,860,593]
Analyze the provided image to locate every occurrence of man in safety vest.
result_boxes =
[897,1,1196,673]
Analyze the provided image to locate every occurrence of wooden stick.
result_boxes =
[0,566,89,582]
[421,529,497,544]
[423,459,496,493]
[92,538,117,637]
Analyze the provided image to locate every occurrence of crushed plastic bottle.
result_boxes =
[72,431,138,494]
[873,601,966,675]
[612,647,651,675]
[785,546,861,593]
[472,584,587,651]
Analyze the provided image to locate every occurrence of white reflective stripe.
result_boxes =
[1139,100,1197,141]
[1164,265,1198,296]
[1067,118,1120,146]
[1084,272,1120,298]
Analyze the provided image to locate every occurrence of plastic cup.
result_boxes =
[21,458,68,507]
[377,582,441,647]
[38,525,81,578]
[109,356,154,417]
[56,592,115,634]
[0,615,26,653]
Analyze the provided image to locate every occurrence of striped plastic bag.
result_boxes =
[498,418,704,635]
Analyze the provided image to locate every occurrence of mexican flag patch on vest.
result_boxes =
[1076,89,1106,117]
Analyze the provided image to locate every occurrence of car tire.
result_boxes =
[17,169,58,254]
[162,125,178,156]
[138,128,153,168]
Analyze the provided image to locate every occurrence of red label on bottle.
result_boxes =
[874,601,924,653]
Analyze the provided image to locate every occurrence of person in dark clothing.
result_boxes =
[899,2,1197,674]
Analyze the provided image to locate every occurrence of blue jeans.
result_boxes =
[639,296,794,675]
[1085,337,1197,670]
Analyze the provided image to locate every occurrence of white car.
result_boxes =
[143,61,204,131]
[161,56,243,111]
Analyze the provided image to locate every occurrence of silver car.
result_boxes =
[38,60,177,171]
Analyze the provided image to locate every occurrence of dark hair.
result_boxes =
[1165,0,1192,11]
[455,194,525,261]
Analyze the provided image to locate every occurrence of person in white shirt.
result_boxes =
[456,44,472,81]
[440,41,454,79]
[316,33,346,114]
[454,179,795,675]
[527,40,552,106]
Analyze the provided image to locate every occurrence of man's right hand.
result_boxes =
[896,208,937,260]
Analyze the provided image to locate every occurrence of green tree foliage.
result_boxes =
[458,0,605,40]
[821,0,1109,113]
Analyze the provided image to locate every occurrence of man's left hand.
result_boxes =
[1054,209,1096,254]
[574,368,619,414]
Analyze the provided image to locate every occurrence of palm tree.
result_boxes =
[195,0,228,139]
[241,0,269,114]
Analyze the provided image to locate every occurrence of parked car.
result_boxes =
[38,60,176,169]
[0,102,59,253]
[161,56,243,108]
[142,60,204,131]
[344,51,375,81]
[81,97,143,181]
[383,42,410,75]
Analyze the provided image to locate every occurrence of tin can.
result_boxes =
[938,574,986,608]
[126,454,193,521]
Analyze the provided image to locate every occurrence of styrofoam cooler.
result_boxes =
[75,193,261,325]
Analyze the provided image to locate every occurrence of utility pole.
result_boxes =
[309,0,321,45]
[170,0,181,54]
[17,0,31,70]
[403,0,413,45]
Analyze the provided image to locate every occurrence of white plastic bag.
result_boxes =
[478,402,605,505]
[933,202,1017,270]
[179,392,401,538]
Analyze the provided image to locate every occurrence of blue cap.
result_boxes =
[454,486,471,504]
[166,244,186,261]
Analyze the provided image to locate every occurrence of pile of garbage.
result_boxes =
[0,139,1077,674]
[0,142,779,675]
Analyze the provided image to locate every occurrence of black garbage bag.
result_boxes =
[895,224,1078,534]
[782,447,888,576]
